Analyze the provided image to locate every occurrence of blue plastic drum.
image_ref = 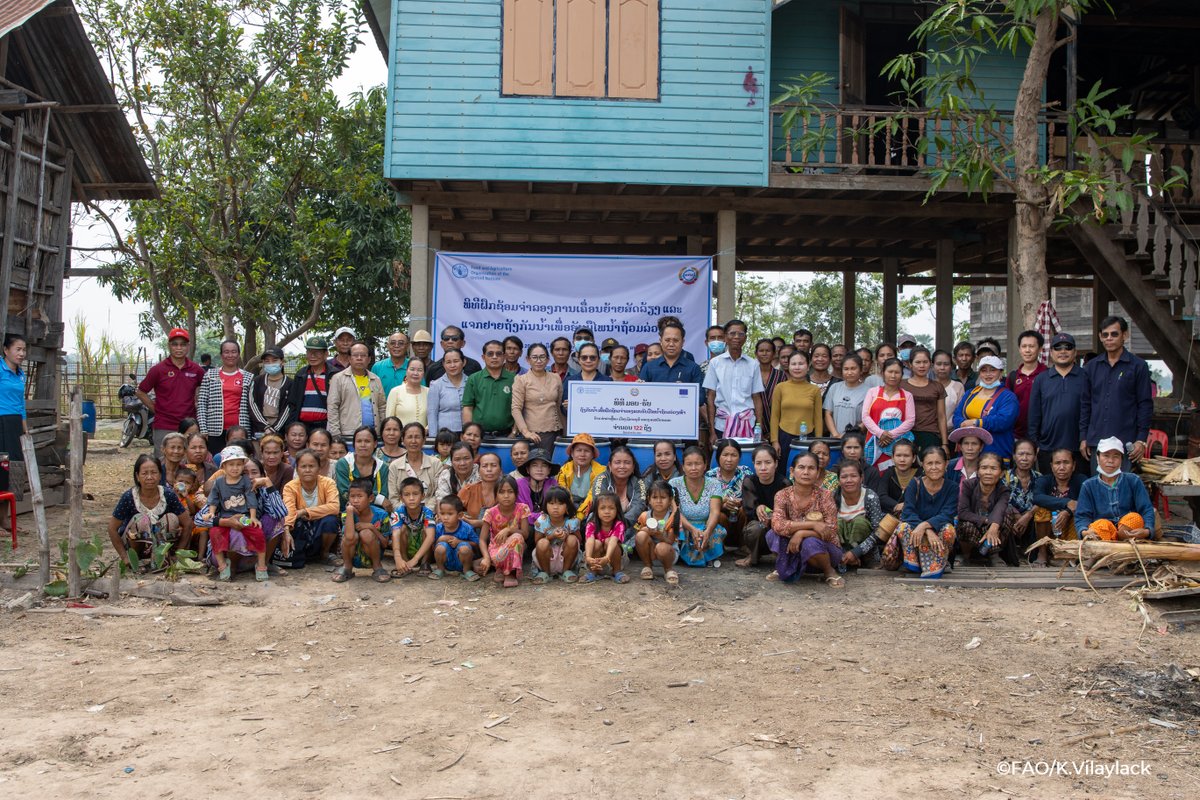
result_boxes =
[792,437,843,470]
[478,437,523,473]
[422,437,437,459]
[553,436,612,468]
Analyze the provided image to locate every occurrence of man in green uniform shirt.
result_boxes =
[461,340,516,435]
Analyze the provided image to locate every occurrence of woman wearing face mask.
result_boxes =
[249,348,295,437]
[951,355,1019,463]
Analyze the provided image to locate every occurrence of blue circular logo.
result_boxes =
[451,263,469,278]
[678,266,699,285]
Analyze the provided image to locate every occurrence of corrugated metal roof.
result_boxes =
[0,0,53,38]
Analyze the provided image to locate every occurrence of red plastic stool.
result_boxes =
[1147,429,1169,458]
[0,491,15,549]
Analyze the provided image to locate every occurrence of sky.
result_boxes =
[63,26,951,358]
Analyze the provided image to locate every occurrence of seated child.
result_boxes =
[206,445,267,582]
[431,494,481,581]
[480,477,530,588]
[633,480,680,586]
[333,478,390,583]
[434,427,456,463]
[584,492,629,583]
[388,477,436,577]
[174,465,209,562]
[532,486,581,584]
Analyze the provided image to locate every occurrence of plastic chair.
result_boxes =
[1147,429,1169,459]
[0,491,16,549]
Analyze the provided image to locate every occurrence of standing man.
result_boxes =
[372,331,411,399]
[503,335,527,376]
[640,320,704,385]
[329,326,356,375]
[426,325,482,383]
[952,341,977,392]
[461,340,516,436]
[410,329,435,374]
[327,342,385,441]
[703,319,765,443]
[1080,315,1153,469]
[792,329,813,355]
[1007,330,1048,440]
[197,339,253,455]
[700,325,726,375]
[1027,333,1087,475]
[199,353,213,372]
[137,328,204,456]
[291,336,334,432]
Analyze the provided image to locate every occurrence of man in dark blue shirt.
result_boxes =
[1027,332,1088,475]
[639,321,703,386]
[1080,315,1153,467]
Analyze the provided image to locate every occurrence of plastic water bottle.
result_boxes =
[799,421,809,437]
[1051,511,1060,538]
[752,423,762,441]
[978,539,993,556]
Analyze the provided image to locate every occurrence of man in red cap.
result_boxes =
[137,328,204,456]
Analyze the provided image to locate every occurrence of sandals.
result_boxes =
[532,570,550,585]
[331,567,354,583]
[428,568,445,580]
[640,566,655,581]
[562,570,579,584]
[463,570,481,582]
[217,564,232,582]
[583,572,599,583]
[614,571,630,584]
[324,553,343,567]
[765,570,781,582]
[825,574,846,588]
[372,568,392,583]
[503,575,519,588]
[255,568,269,582]
[390,567,408,579]
[665,570,679,586]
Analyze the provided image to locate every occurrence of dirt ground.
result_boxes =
[1,442,1198,799]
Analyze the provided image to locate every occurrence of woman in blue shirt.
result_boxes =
[883,445,958,579]
[0,335,27,510]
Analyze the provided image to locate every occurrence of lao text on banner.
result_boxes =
[566,381,700,440]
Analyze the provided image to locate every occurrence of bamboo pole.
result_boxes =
[68,387,83,598]
[18,434,49,592]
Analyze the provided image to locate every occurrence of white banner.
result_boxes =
[567,381,701,440]
[432,253,713,363]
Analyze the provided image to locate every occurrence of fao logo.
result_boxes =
[678,266,699,285]
[451,263,469,278]
[630,388,640,397]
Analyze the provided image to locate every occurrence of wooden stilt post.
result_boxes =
[716,210,737,324]
[842,268,857,347]
[935,240,955,352]
[68,387,83,598]
[19,434,49,593]
[410,204,431,337]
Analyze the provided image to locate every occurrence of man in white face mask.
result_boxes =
[1074,437,1155,542]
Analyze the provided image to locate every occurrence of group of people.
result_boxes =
[89,309,1163,586]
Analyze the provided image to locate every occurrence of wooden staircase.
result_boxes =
[1064,147,1200,402]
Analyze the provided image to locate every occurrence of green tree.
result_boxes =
[776,1,1184,329]
[78,0,409,360]
[898,285,972,344]
[737,274,884,347]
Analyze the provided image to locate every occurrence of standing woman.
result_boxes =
[883,445,957,579]
[670,446,726,567]
[755,339,785,442]
[427,349,467,435]
[767,453,842,586]
[823,355,868,437]
[197,339,252,455]
[738,444,789,568]
[562,342,611,413]
[642,440,682,484]
[902,347,948,452]
[511,343,564,455]
[808,344,835,396]
[932,349,965,425]
[386,421,444,507]
[386,357,429,428]
[549,337,573,381]
[608,345,639,383]
[864,343,897,388]
[0,336,28,506]
[951,355,1019,463]
[771,351,824,457]
[861,358,915,468]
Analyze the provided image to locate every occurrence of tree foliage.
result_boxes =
[736,274,885,348]
[78,0,409,359]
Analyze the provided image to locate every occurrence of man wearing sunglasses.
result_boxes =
[1027,332,1088,475]
[426,325,482,384]
[1080,316,1153,469]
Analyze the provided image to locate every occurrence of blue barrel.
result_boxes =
[81,400,97,435]
[792,438,843,469]
[553,436,612,468]
[626,440,687,474]
[710,438,759,471]
[478,437,522,473]
[422,436,437,459]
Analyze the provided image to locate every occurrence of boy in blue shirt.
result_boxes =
[431,494,480,581]
[388,477,436,577]
[332,478,390,583]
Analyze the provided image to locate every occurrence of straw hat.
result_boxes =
[948,426,993,446]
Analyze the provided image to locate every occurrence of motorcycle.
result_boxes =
[118,375,154,448]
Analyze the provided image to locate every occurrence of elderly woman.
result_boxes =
[590,444,647,536]
[386,357,429,428]
[427,349,467,434]
[1076,437,1156,542]
[258,433,295,491]
[951,354,1019,463]
[459,452,503,530]
[956,452,1017,565]
[1031,447,1087,565]
[883,445,957,579]
[737,444,789,568]
[671,446,727,568]
[767,452,842,587]
[948,426,989,483]
[107,454,193,567]
[377,416,405,463]
[386,421,443,507]
[158,432,190,488]
[511,343,564,455]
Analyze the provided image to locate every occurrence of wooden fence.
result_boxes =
[58,359,154,420]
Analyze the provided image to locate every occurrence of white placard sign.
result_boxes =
[566,381,700,440]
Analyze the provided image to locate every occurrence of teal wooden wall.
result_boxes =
[385,0,773,187]
[769,0,848,165]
